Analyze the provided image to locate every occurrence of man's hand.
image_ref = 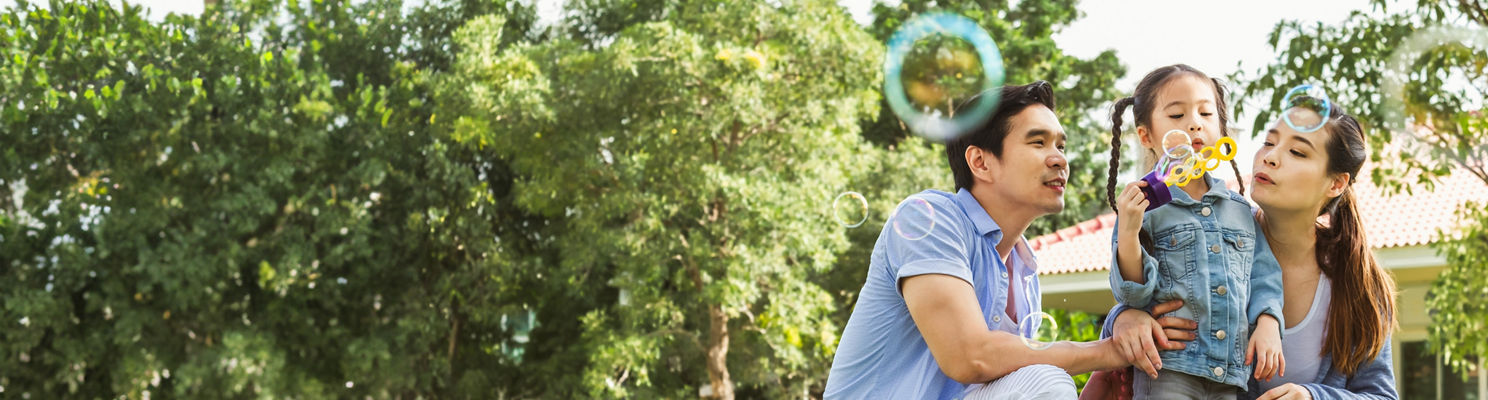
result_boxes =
[1247,314,1285,381]
[1110,300,1195,379]
[1256,383,1312,400]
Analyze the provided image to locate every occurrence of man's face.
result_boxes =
[986,105,1069,215]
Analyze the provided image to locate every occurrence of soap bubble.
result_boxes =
[884,12,1005,142]
[1018,312,1058,350]
[1280,84,1332,133]
[832,191,869,228]
[890,196,936,241]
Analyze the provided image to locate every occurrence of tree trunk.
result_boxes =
[705,304,734,400]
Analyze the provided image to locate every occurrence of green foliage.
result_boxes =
[436,1,884,396]
[0,0,541,397]
[1427,201,1488,378]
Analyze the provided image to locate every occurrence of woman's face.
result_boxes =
[1250,115,1345,214]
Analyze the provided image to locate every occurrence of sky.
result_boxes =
[4,0,1387,179]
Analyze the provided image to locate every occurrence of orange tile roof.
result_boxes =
[1029,170,1488,275]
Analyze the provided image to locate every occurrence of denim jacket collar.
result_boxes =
[1167,174,1231,206]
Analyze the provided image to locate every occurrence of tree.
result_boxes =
[1233,0,1488,377]
[0,0,541,397]
[434,1,884,397]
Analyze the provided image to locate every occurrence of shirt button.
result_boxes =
[1210,244,1221,253]
[1216,286,1228,295]
[1200,207,1212,217]
[1213,367,1225,377]
[1215,330,1227,340]
[1001,271,1009,279]
[993,316,1001,323]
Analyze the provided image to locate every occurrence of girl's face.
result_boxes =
[1138,74,1224,161]
[1250,115,1346,214]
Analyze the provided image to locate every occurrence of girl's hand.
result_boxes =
[1116,181,1150,234]
[1256,383,1312,400]
[1246,315,1286,381]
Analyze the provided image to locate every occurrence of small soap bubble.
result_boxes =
[1018,312,1058,350]
[832,191,869,228]
[890,196,936,241]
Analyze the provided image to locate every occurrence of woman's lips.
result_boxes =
[1254,173,1275,185]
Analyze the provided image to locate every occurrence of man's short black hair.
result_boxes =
[945,80,1057,192]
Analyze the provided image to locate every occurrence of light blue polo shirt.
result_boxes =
[824,188,1043,400]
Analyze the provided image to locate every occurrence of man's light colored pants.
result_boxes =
[961,364,1077,400]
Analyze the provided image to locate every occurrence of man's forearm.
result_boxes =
[962,331,1121,383]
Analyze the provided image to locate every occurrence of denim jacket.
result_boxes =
[1109,175,1284,388]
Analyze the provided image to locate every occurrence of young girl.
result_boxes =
[1105,64,1286,399]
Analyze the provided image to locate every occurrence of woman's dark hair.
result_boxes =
[1310,102,1398,376]
[946,80,1056,192]
[1105,64,1244,212]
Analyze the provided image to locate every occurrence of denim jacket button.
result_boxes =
[1200,206,1212,217]
[1210,244,1221,254]
[1216,285,1228,295]
[1213,366,1224,377]
[1215,330,1227,340]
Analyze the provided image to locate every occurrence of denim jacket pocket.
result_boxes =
[1222,231,1255,279]
[1153,227,1198,283]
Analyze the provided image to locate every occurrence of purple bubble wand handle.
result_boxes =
[1139,170,1172,211]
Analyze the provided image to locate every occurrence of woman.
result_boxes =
[1083,101,1399,400]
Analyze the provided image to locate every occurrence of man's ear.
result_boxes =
[965,145,999,186]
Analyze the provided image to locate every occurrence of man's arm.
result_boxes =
[901,274,1125,384]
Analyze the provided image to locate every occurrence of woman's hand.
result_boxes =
[1256,383,1312,400]
[1247,314,1286,381]
[1110,300,1196,378]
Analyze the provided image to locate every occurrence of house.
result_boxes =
[1029,170,1488,399]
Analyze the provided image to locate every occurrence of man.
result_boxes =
[825,81,1173,399]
